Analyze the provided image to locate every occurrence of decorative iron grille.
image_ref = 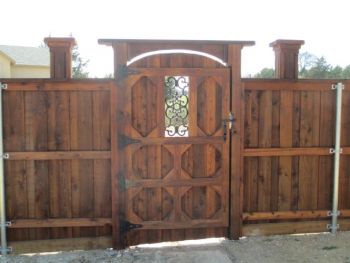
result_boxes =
[164,76,189,137]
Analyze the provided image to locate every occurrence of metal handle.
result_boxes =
[223,112,235,141]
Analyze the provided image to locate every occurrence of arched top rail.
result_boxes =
[127,49,228,66]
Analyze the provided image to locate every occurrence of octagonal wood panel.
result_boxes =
[181,144,221,178]
[197,78,222,135]
[132,146,174,179]
[181,186,221,219]
[132,188,174,221]
[131,76,158,137]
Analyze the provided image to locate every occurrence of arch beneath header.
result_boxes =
[127,49,228,66]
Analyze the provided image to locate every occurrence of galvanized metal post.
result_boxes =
[0,82,8,255]
[329,82,344,234]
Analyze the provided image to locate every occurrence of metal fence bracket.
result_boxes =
[0,83,7,90]
[327,211,340,217]
[1,246,12,254]
[1,154,9,160]
[331,83,345,90]
[327,223,339,231]
[329,148,343,154]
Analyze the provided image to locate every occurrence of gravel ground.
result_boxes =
[2,232,350,263]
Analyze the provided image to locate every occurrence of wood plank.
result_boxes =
[257,91,272,212]
[7,151,111,160]
[242,219,350,236]
[243,210,330,221]
[242,79,350,91]
[25,91,50,240]
[5,81,112,91]
[9,236,112,254]
[243,210,350,221]
[228,44,244,239]
[243,147,331,156]
[47,91,72,239]
[278,91,293,211]
[70,91,95,237]
[299,91,320,210]
[270,91,280,211]
[9,218,112,228]
[112,42,128,248]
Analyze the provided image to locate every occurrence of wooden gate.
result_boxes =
[115,68,231,246]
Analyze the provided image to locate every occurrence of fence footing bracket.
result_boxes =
[327,224,339,231]
[0,247,12,254]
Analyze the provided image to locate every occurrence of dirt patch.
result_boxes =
[2,232,350,263]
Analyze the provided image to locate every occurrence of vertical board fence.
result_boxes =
[241,79,350,235]
[1,38,350,253]
[3,80,113,252]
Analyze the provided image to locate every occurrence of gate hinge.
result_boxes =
[0,83,8,90]
[120,219,142,234]
[119,175,139,191]
[118,134,140,149]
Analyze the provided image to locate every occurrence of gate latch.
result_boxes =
[222,112,235,141]
[120,219,142,234]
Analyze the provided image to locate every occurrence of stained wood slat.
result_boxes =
[7,151,111,160]
[243,210,350,221]
[242,219,350,236]
[9,218,112,228]
[243,147,332,156]
[4,81,112,91]
[243,79,350,91]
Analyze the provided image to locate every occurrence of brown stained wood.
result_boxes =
[48,160,72,238]
[242,219,350,236]
[112,42,128,248]
[299,91,320,210]
[242,79,350,91]
[70,91,95,237]
[5,161,28,241]
[243,158,258,212]
[3,91,26,151]
[4,81,112,91]
[10,218,112,228]
[25,92,50,239]
[243,210,330,221]
[92,91,111,237]
[278,91,293,211]
[9,236,112,254]
[257,91,272,212]
[46,91,72,238]
[228,44,244,239]
[7,151,111,160]
[243,147,332,156]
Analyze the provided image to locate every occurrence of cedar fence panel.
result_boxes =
[2,80,113,242]
[242,79,350,235]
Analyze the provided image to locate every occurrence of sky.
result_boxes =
[1,0,350,77]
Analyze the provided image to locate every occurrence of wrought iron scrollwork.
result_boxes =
[164,76,189,137]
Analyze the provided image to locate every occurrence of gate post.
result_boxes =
[228,42,254,240]
[44,37,76,79]
[270,39,304,79]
